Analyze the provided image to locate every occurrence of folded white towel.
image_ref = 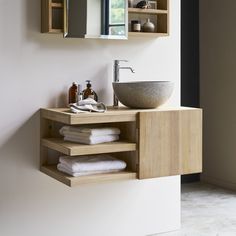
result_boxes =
[57,163,121,177]
[61,130,106,139]
[64,134,119,145]
[59,155,127,173]
[60,126,120,137]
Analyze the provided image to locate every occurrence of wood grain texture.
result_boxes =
[40,114,53,166]
[138,109,202,179]
[40,107,198,125]
[42,138,137,156]
[41,165,137,187]
[41,108,138,124]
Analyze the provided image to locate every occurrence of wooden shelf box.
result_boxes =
[128,0,169,36]
[40,107,202,187]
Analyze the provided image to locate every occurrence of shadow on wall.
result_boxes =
[0,111,40,171]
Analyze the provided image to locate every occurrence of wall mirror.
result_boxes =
[64,0,128,39]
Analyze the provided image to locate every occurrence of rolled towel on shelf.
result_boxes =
[60,126,121,136]
[64,134,119,145]
[58,155,127,173]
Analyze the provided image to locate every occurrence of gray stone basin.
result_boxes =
[112,81,174,109]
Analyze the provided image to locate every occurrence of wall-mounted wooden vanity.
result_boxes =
[40,107,202,187]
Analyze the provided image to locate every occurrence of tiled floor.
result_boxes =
[157,182,236,236]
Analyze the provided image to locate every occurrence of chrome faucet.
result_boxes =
[113,60,135,107]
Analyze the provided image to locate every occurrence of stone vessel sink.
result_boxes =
[112,81,174,109]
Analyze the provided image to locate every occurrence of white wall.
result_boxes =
[200,0,236,190]
[0,0,181,235]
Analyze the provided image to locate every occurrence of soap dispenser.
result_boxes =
[82,80,98,101]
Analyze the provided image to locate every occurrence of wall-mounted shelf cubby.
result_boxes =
[128,0,169,36]
[40,107,202,187]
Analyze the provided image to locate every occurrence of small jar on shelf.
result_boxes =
[131,20,141,32]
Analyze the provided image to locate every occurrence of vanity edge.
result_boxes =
[40,107,202,125]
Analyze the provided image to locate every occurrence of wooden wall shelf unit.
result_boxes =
[128,0,169,36]
[40,107,202,187]
[41,0,169,37]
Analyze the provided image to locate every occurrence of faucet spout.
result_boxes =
[119,67,135,73]
[113,60,135,107]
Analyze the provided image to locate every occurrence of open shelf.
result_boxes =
[41,108,139,124]
[128,1,169,36]
[51,2,63,8]
[42,138,137,156]
[128,8,168,14]
[129,32,168,37]
[41,165,137,187]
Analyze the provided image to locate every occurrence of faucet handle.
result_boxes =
[114,60,128,65]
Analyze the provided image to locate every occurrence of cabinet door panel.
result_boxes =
[138,109,202,179]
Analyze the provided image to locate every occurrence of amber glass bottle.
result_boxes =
[68,82,78,104]
[82,80,98,101]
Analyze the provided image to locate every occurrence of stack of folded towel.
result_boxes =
[59,126,120,145]
[57,155,127,177]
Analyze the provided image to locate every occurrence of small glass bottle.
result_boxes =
[82,80,98,101]
[68,82,78,104]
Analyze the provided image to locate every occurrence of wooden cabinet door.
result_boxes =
[138,109,202,179]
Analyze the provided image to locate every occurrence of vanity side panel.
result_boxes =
[138,109,202,179]
[179,109,202,175]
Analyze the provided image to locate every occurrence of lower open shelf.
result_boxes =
[41,165,137,187]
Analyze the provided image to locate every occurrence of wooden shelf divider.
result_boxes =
[42,138,137,156]
[51,2,63,8]
[128,8,168,14]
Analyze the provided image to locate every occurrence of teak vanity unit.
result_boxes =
[40,107,202,187]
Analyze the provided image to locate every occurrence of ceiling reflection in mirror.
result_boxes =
[64,0,128,39]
